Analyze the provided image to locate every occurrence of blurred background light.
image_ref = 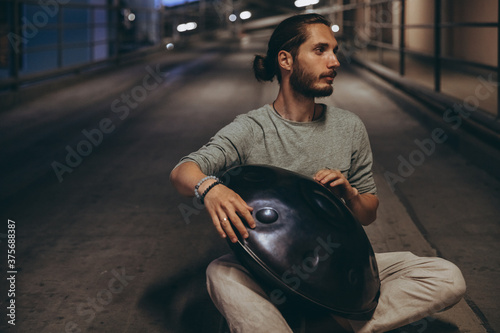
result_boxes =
[229,14,237,22]
[177,22,197,32]
[240,11,252,20]
[177,24,187,32]
[294,0,319,7]
[186,22,197,30]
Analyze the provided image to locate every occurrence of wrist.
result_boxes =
[194,176,219,200]
[198,179,218,194]
[200,180,223,204]
[344,187,359,202]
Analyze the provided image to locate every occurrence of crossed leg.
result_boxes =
[206,252,466,333]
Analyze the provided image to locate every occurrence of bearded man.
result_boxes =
[170,13,466,333]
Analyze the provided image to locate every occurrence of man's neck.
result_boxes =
[273,85,317,122]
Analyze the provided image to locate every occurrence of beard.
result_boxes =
[289,61,334,98]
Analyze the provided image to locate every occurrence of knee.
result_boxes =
[433,258,466,308]
[206,254,245,294]
[441,259,466,295]
[206,257,229,289]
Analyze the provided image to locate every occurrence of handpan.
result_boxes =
[220,165,380,319]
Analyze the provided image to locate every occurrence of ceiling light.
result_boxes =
[177,24,187,32]
[177,22,197,32]
[186,22,197,30]
[294,0,320,8]
[240,11,252,20]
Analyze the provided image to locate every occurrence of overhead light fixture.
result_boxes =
[127,13,136,21]
[229,14,237,22]
[177,22,197,32]
[186,22,197,30]
[240,11,252,20]
[294,0,319,8]
[332,24,340,32]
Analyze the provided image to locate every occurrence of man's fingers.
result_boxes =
[318,172,340,185]
[219,203,254,243]
[219,214,239,243]
[210,212,227,239]
[226,211,249,241]
[329,177,347,188]
[314,169,331,180]
[232,200,256,229]
[205,187,255,243]
[241,208,256,229]
[312,169,355,200]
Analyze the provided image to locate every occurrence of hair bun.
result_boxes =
[253,54,275,82]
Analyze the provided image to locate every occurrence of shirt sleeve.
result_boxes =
[348,119,377,195]
[175,115,255,176]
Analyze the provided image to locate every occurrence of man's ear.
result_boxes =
[277,50,293,72]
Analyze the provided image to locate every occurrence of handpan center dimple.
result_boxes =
[255,208,279,223]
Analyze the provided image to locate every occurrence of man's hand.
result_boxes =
[170,162,256,242]
[313,168,359,201]
[201,180,256,243]
[313,168,378,226]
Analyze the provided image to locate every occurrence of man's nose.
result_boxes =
[327,53,340,69]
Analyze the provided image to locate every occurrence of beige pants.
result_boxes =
[206,252,466,333]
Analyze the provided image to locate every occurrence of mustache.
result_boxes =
[320,71,337,78]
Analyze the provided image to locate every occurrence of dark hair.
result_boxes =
[253,13,331,83]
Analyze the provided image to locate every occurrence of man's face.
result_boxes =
[289,24,340,98]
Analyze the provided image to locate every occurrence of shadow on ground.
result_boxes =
[138,259,227,333]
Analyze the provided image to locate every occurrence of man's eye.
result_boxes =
[315,48,324,53]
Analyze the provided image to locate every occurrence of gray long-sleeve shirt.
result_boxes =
[177,104,377,194]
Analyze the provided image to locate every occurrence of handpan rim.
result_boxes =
[233,238,380,317]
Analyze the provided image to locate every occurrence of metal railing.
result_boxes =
[0,0,165,91]
[315,0,499,123]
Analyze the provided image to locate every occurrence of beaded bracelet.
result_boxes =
[200,180,223,204]
[194,176,219,200]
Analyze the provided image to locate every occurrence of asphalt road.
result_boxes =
[0,31,498,332]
